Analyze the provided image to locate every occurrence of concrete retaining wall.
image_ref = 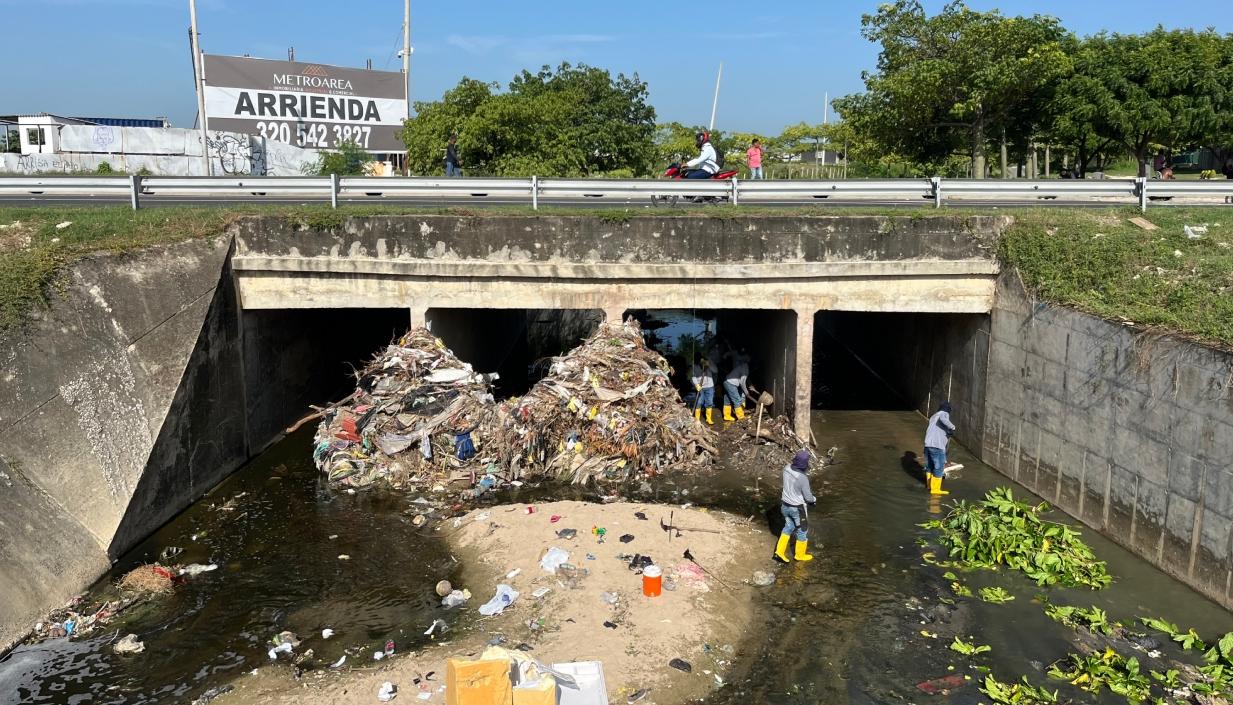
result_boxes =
[982,273,1233,608]
[0,238,244,646]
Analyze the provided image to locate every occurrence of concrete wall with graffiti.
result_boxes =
[0,125,320,176]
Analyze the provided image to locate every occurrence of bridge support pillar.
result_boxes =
[603,305,627,324]
[793,308,815,442]
[409,305,428,331]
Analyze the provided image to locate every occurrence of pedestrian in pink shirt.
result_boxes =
[746,138,764,179]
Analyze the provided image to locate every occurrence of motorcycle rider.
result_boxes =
[682,131,719,179]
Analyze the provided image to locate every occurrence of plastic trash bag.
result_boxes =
[540,547,570,574]
[478,584,520,616]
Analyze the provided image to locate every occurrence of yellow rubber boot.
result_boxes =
[773,534,791,563]
[734,405,746,420]
[794,539,814,562]
[722,405,734,422]
[694,408,702,422]
[929,475,950,496]
[705,408,714,425]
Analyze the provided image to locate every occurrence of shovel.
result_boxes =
[747,386,774,440]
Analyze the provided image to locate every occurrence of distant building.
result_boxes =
[0,113,169,155]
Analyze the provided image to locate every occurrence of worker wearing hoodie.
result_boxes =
[924,401,957,495]
[690,358,716,425]
[775,449,817,563]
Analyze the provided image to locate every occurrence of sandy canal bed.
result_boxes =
[220,500,768,705]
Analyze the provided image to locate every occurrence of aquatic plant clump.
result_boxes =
[921,487,1112,589]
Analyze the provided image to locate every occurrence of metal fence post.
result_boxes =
[931,176,942,208]
[731,177,739,206]
[531,175,539,210]
[1136,176,1147,213]
[129,174,141,211]
[330,173,339,209]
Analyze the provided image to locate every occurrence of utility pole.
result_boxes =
[821,91,829,168]
[708,62,723,131]
[189,0,212,176]
[403,0,411,119]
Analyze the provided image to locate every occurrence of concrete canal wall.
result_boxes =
[981,273,1233,609]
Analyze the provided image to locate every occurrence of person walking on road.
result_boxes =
[775,449,817,563]
[690,358,716,425]
[445,134,462,177]
[923,401,957,496]
[722,351,750,422]
[746,138,764,180]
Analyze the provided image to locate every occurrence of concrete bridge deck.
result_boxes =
[230,214,1004,437]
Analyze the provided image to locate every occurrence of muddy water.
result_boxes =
[705,409,1233,705]
[0,431,461,705]
[3,409,1233,705]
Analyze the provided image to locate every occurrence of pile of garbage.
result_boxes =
[312,329,500,489]
[313,320,717,491]
[493,318,717,484]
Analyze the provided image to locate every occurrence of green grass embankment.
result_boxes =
[999,208,1233,349]
[1,205,1231,350]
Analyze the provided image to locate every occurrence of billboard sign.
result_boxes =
[202,55,407,152]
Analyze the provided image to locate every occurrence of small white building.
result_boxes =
[0,114,169,155]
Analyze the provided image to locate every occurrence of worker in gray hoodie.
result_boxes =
[923,401,957,495]
[775,449,816,563]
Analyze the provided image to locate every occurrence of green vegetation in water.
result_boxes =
[1139,617,1208,652]
[980,674,1060,705]
[951,636,993,656]
[1043,603,1119,635]
[979,586,1016,604]
[921,487,1112,589]
[1047,649,1154,703]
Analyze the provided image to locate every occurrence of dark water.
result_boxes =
[4,411,1232,705]
[706,409,1233,705]
[0,431,460,705]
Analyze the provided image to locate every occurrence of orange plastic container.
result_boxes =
[642,565,662,597]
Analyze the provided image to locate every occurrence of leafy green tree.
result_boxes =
[833,0,1070,178]
[1042,35,1120,176]
[312,139,371,176]
[3,129,19,153]
[1083,28,1230,177]
[400,63,657,177]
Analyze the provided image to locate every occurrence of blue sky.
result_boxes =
[4,0,1231,135]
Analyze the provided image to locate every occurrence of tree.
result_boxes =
[1042,35,1120,176]
[3,129,18,153]
[1084,28,1232,176]
[310,139,372,176]
[833,0,1070,178]
[399,63,657,177]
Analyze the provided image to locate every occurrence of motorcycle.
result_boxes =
[652,162,740,205]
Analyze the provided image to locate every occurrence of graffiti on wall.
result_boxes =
[206,133,267,175]
[13,155,87,172]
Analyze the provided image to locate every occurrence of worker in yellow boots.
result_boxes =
[774,450,817,563]
[690,358,716,425]
[923,401,957,495]
[722,351,750,422]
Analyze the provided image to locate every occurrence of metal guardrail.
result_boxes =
[2,175,1232,211]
